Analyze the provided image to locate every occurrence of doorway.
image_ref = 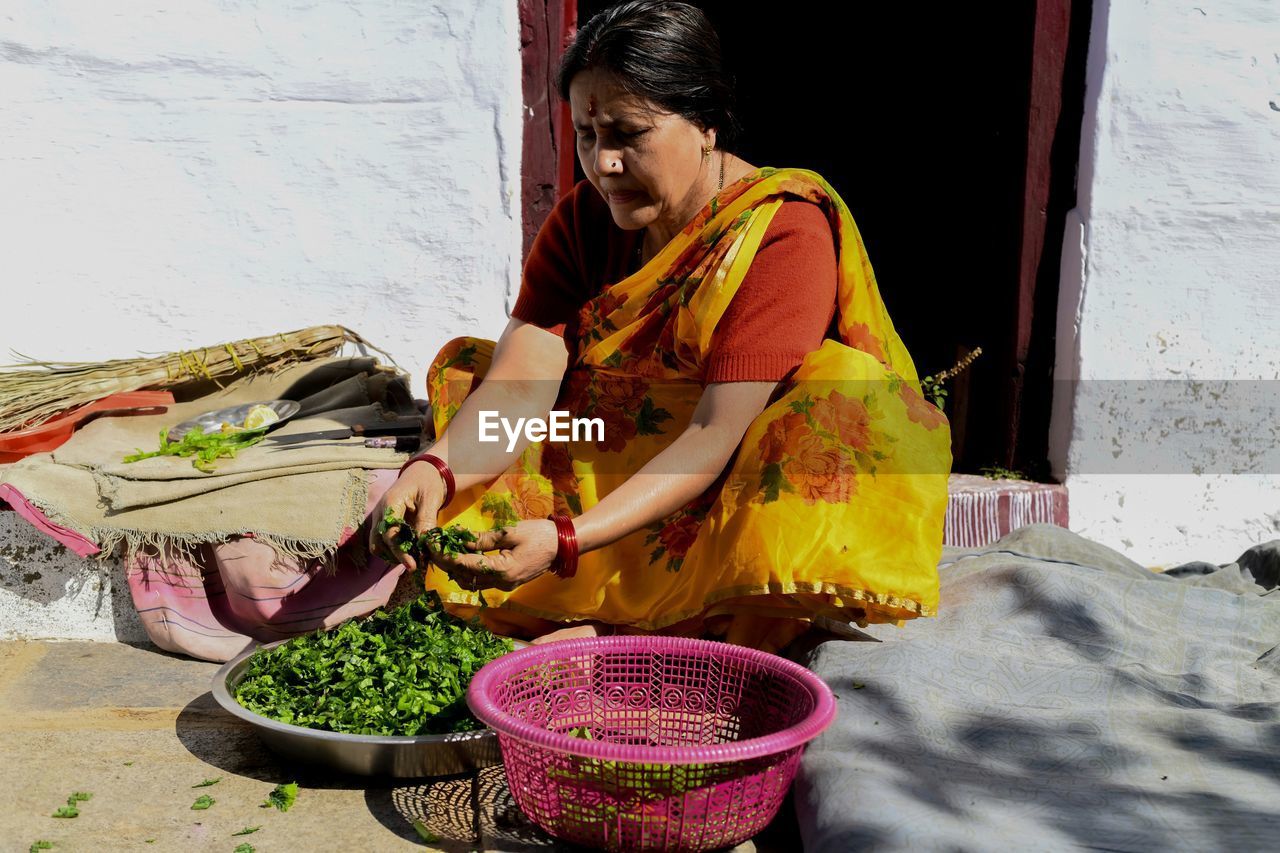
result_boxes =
[525,1,1090,479]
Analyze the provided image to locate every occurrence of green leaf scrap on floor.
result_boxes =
[261,781,297,812]
[234,592,512,736]
[190,794,215,810]
[234,844,256,853]
[51,790,93,818]
[192,777,220,788]
[231,826,261,836]
[123,426,267,473]
[29,841,53,852]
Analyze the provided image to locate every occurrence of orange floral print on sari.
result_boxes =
[784,432,858,505]
[844,321,887,363]
[747,388,893,506]
[899,381,950,431]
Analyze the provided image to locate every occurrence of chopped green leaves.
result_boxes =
[67,792,92,804]
[234,844,256,853]
[190,794,215,810]
[379,511,479,562]
[234,592,512,736]
[231,826,261,836]
[29,842,53,852]
[123,426,266,473]
[51,806,78,819]
[192,777,220,788]
[261,782,297,812]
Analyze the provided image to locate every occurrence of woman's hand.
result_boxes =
[368,462,447,572]
[433,520,560,592]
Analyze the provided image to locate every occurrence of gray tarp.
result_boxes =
[796,524,1279,852]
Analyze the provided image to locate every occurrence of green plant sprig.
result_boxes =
[921,346,984,410]
[123,426,266,473]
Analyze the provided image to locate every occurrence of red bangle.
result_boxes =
[398,453,455,507]
[548,514,578,579]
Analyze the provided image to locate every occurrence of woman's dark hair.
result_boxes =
[556,0,743,152]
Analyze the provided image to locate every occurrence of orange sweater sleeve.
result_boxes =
[703,201,838,384]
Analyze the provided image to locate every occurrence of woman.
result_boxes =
[372,0,951,652]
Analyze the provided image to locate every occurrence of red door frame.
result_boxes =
[518,0,577,264]
[1005,0,1080,472]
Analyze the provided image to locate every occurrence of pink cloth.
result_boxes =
[125,468,404,661]
[4,471,405,662]
[0,484,100,557]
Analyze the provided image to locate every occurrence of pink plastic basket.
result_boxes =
[466,635,837,851]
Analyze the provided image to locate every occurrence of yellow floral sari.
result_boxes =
[423,167,951,649]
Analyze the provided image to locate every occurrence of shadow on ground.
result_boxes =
[178,692,578,848]
[366,766,569,851]
[795,543,1280,851]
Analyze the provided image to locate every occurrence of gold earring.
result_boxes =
[702,143,713,159]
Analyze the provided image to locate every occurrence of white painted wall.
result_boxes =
[0,0,522,639]
[0,0,519,374]
[1051,0,1280,566]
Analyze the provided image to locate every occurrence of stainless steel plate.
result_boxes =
[167,400,300,442]
[212,638,517,778]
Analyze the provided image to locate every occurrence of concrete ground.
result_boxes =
[1,640,799,852]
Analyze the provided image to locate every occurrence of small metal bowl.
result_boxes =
[168,399,300,442]
[211,638,511,778]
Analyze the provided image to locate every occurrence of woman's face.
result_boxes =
[568,68,715,240]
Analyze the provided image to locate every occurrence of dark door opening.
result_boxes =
[531,1,1090,479]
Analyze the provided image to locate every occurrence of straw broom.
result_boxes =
[0,325,393,434]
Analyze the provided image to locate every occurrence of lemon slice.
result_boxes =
[241,404,280,431]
